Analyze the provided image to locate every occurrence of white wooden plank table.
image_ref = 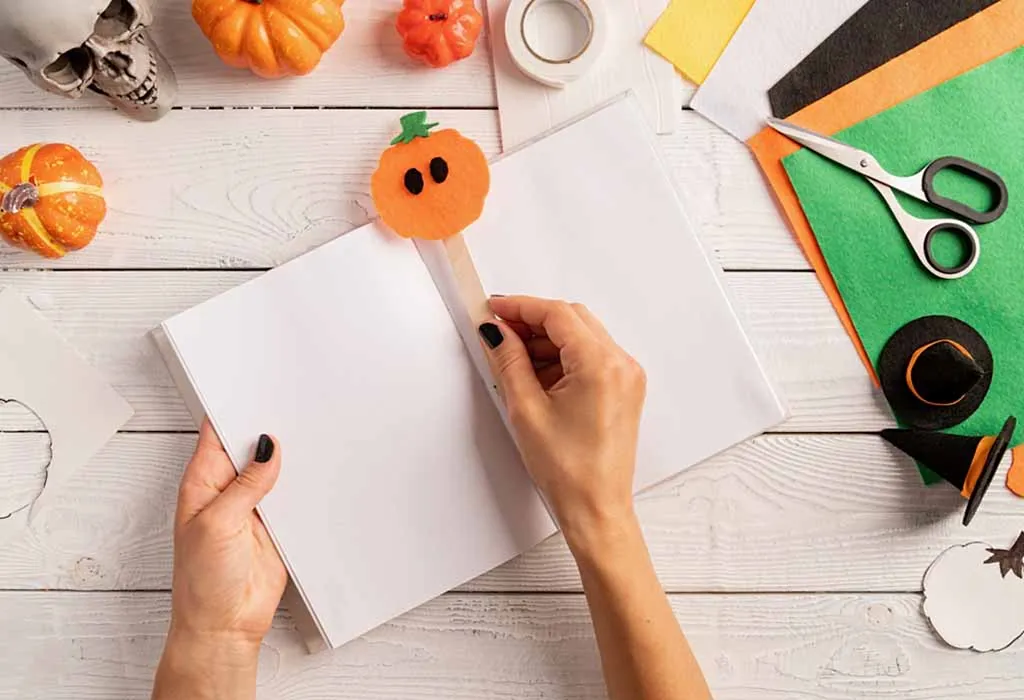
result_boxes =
[2,3,1023,698]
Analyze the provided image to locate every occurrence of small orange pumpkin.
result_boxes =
[396,0,484,68]
[192,0,346,79]
[371,112,490,241]
[0,144,106,259]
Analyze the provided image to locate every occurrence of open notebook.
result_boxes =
[155,97,786,651]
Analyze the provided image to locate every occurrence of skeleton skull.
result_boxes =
[0,0,177,121]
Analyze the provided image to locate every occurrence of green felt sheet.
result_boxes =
[783,48,1024,481]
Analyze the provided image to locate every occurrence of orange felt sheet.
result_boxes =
[748,0,1024,383]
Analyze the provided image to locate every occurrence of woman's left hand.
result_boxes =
[153,421,286,700]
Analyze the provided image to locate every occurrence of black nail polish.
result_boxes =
[479,322,504,349]
[255,434,274,463]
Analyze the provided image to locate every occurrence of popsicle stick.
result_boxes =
[442,233,490,324]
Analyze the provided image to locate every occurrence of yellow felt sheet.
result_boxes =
[644,0,755,84]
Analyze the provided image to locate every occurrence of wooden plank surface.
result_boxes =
[0,110,799,271]
[0,270,882,432]
[2,591,1020,699]
[3,431,1020,593]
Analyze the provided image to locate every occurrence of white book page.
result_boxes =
[161,227,555,649]
[691,0,868,142]
[458,97,787,493]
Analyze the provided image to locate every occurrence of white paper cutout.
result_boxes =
[0,399,50,523]
[923,533,1024,652]
[691,0,868,141]
[0,287,133,542]
[486,0,682,150]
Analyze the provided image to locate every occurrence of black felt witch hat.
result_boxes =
[878,316,992,431]
[881,416,1016,526]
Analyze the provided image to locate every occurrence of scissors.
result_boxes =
[768,118,1009,280]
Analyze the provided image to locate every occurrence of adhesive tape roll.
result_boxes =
[504,0,609,89]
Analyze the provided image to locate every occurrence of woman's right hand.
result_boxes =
[477,296,647,553]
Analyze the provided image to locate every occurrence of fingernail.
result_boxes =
[254,434,274,463]
[478,322,504,349]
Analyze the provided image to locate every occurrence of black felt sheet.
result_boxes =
[768,0,998,119]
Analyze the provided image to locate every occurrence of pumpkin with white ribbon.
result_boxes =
[0,144,106,258]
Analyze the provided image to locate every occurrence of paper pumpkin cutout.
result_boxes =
[371,112,490,241]
[924,532,1024,652]
[881,415,1015,526]
[0,399,51,523]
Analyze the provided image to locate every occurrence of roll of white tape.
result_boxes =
[504,0,609,89]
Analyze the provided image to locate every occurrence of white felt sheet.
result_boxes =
[691,0,869,141]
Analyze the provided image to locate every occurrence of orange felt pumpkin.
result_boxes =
[396,0,483,68]
[0,144,106,259]
[371,112,490,241]
[192,0,346,79]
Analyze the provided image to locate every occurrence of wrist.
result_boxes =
[153,626,261,700]
[560,505,641,564]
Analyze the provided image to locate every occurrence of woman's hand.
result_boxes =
[478,295,646,554]
[153,421,286,700]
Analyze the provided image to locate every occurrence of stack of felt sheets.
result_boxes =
[645,0,1024,479]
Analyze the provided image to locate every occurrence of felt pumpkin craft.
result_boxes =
[396,0,484,68]
[192,0,346,79]
[0,144,106,259]
[371,111,490,241]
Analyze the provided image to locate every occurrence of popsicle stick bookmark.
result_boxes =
[371,111,491,320]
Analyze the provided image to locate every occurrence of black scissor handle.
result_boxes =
[922,221,980,278]
[922,156,1009,225]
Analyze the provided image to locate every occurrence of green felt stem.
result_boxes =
[391,111,440,145]
[783,48,1024,483]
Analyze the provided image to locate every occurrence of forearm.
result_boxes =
[152,628,261,700]
[566,514,712,700]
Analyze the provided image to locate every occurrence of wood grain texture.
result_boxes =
[0,110,799,270]
[0,1,497,109]
[4,432,1022,592]
[0,270,883,431]
[2,591,1021,699]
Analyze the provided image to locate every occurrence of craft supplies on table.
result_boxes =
[768,119,1008,280]
[155,97,785,651]
[768,0,999,119]
[487,0,680,149]
[782,49,1024,453]
[747,0,1024,376]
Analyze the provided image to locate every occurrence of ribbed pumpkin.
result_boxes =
[192,0,346,79]
[0,144,106,259]
[396,0,483,68]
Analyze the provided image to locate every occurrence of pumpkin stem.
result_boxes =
[1,182,39,215]
[391,111,441,145]
[241,0,263,4]
[428,12,448,21]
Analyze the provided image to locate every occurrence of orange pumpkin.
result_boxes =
[192,0,346,79]
[396,0,483,68]
[371,112,490,241]
[0,144,106,259]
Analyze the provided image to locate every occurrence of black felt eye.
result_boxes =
[404,168,425,195]
[430,157,449,184]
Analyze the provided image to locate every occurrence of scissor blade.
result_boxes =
[767,118,881,177]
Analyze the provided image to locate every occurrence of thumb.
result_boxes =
[209,434,281,523]
[478,320,544,406]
